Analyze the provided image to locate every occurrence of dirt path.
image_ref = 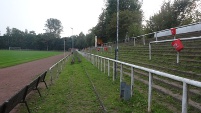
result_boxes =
[0,54,66,105]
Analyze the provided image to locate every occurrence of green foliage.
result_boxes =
[44,18,63,38]
[145,0,200,33]
[92,0,143,42]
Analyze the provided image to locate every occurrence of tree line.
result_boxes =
[0,0,200,50]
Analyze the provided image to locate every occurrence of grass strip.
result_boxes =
[18,54,171,113]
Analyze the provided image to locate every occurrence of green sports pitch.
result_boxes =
[0,50,62,68]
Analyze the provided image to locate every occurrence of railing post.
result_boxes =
[113,61,115,81]
[134,38,136,46]
[60,62,63,71]
[101,57,102,71]
[57,63,59,78]
[148,72,153,113]
[93,55,95,65]
[182,82,188,113]
[143,35,145,45]
[98,57,100,69]
[97,56,98,67]
[120,64,123,83]
[177,52,179,63]
[104,59,106,73]
[50,68,53,84]
[131,67,134,96]
[108,60,110,76]
[149,43,151,60]
[155,32,158,41]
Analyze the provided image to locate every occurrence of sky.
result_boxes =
[0,0,170,37]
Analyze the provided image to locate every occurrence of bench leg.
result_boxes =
[24,101,31,113]
[43,81,48,89]
[34,88,42,97]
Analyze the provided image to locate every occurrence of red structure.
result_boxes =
[171,39,184,52]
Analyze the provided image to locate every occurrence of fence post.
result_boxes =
[98,57,100,70]
[50,68,53,84]
[57,63,59,78]
[148,72,153,113]
[134,38,136,46]
[149,43,151,60]
[131,67,134,96]
[113,61,115,81]
[108,60,110,76]
[182,82,188,113]
[101,57,102,72]
[104,59,106,73]
[120,64,123,83]
[177,52,179,63]
[93,55,94,65]
[143,35,145,45]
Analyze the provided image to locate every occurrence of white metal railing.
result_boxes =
[131,32,155,46]
[49,54,70,84]
[155,22,201,40]
[78,51,201,113]
[149,36,201,63]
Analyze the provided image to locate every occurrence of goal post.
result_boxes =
[9,47,21,50]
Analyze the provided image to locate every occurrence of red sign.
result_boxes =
[104,47,108,51]
[171,39,184,52]
[170,28,176,35]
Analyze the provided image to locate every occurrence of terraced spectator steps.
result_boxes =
[84,22,201,112]
[81,52,201,112]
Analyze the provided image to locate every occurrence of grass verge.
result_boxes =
[17,54,172,113]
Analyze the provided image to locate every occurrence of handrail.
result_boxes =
[79,51,201,113]
[85,53,201,87]
[149,36,201,63]
[150,36,201,44]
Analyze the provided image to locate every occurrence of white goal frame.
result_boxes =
[9,47,21,50]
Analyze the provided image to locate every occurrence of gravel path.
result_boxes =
[0,54,66,105]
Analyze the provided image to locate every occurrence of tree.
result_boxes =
[44,18,63,38]
[93,0,143,42]
[145,0,200,33]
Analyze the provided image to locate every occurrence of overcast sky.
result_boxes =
[0,0,170,37]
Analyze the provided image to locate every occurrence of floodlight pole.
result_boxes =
[64,38,66,57]
[71,27,73,53]
[115,0,119,80]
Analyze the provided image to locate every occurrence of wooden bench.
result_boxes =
[39,71,48,89]
[0,102,6,113]
[27,76,41,97]
[4,86,30,113]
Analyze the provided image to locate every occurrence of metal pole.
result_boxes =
[149,43,151,60]
[182,82,188,113]
[115,0,119,80]
[148,72,153,113]
[64,38,66,57]
[177,52,179,63]
[71,28,73,53]
[108,60,110,76]
[131,67,134,96]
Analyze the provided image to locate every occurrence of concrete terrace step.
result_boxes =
[119,57,201,80]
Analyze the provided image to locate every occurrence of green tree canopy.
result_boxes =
[145,0,200,33]
[93,0,143,42]
[44,18,63,38]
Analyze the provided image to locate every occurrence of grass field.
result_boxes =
[17,54,172,113]
[0,50,62,68]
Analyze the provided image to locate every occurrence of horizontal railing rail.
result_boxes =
[149,36,201,63]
